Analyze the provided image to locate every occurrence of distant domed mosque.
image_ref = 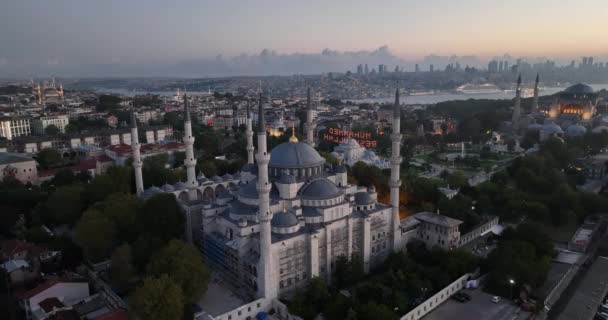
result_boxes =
[548,83,597,120]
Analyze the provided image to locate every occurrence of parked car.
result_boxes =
[491,296,501,303]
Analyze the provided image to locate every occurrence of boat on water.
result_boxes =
[455,83,502,94]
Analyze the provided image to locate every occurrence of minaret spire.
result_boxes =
[390,88,402,251]
[305,87,315,146]
[183,92,197,200]
[130,110,144,196]
[255,93,276,299]
[245,99,255,164]
[531,73,540,114]
[512,75,522,134]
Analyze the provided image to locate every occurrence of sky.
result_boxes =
[1,0,607,77]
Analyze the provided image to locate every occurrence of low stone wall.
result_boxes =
[400,273,471,320]
[198,273,474,320]
[458,216,499,248]
[196,298,272,320]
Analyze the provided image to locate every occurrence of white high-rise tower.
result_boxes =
[131,111,144,196]
[390,89,402,250]
[183,93,198,201]
[255,93,276,299]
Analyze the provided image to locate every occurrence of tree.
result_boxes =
[446,171,467,189]
[197,160,217,177]
[50,169,77,186]
[36,148,63,168]
[0,204,19,236]
[45,124,61,135]
[84,175,117,204]
[172,151,185,168]
[146,240,210,303]
[136,193,184,243]
[85,168,134,205]
[356,303,395,320]
[76,209,116,262]
[334,254,364,288]
[130,274,184,320]
[45,185,85,225]
[110,244,135,292]
[95,193,140,242]
[163,111,181,129]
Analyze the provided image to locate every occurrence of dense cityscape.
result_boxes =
[2,1,608,320]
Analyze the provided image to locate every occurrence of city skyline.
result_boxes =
[2,0,608,77]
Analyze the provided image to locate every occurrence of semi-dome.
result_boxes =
[271,210,299,228]
[161,184,175,192]
[174,181,187,190]
[241,163,255,173]
[143,186,163,198]
[354,192,373,205]
[269,141,325,169]
[542,122,564,134]
[563,83,594,95]
[566,124,587,137]
[300,178,341,200]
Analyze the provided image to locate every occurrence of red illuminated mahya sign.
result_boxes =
[323,128,377,148]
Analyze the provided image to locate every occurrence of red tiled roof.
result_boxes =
[39,297,65,313]
[76,158,97,171]
[105,144,132,155]
[106,142,185,155]
[95,155,113,163]
[95,309,128,320]
[1,239,31,256]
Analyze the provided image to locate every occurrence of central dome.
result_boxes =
[269,141,325,169]
[563,83,594,95]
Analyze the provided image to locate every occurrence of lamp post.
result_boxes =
[509,279,515,300]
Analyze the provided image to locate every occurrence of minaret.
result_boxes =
[183,93,198,200]
[531,73,540,114]
[255,93,276,299]
[512,75,522,134]
[246,100,255,164]
[306,87,315,146]
[131,111,144,196]
[390,89,402,251]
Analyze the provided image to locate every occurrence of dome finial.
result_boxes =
[289,125,298,143]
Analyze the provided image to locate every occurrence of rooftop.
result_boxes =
[0,152,35,165]
[413,211,463,227]
[556,256,608,320]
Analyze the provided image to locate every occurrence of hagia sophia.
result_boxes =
[509,74,606,141]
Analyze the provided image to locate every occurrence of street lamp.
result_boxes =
[509,279,515,300]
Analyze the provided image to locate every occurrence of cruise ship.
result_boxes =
[407,89,436,96]
[455,83,502,94]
